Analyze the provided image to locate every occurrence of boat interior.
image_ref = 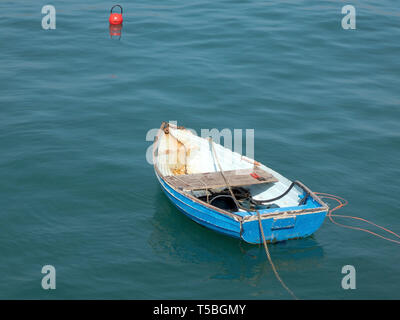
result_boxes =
[155,124,323,216]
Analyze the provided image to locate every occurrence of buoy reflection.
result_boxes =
[109,24,122,40]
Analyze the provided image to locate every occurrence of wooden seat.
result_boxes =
[164,167,278,191]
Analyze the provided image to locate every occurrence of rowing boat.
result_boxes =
[153,122,329,244]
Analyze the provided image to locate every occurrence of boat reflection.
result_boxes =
[149,189,324,286]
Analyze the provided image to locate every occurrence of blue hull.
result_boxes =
[240,211,327,244]
[157,173,241,238]
[157,172,328,244]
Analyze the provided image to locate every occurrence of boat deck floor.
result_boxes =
[164,167,278,191]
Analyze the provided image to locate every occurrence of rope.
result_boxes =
[251,181,296,204]
[315,192,400,245]
[250,181,310,205]
[208,138,245,211]
[256,210,299,300]
[208,137,297,299]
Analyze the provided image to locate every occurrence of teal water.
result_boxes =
[1,0,399,299]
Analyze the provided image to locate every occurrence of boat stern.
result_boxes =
[240,209,328,244]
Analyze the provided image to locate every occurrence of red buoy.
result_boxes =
[109,5,123,25]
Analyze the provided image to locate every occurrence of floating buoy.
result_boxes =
[109,5,123,25]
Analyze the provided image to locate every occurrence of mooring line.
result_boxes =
[256,210,298,300]
[315,192,400,245]
[208,137,298,299]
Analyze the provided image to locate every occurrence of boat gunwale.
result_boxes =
[152,121,329,223]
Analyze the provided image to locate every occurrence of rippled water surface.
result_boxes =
[1,0,399,299]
